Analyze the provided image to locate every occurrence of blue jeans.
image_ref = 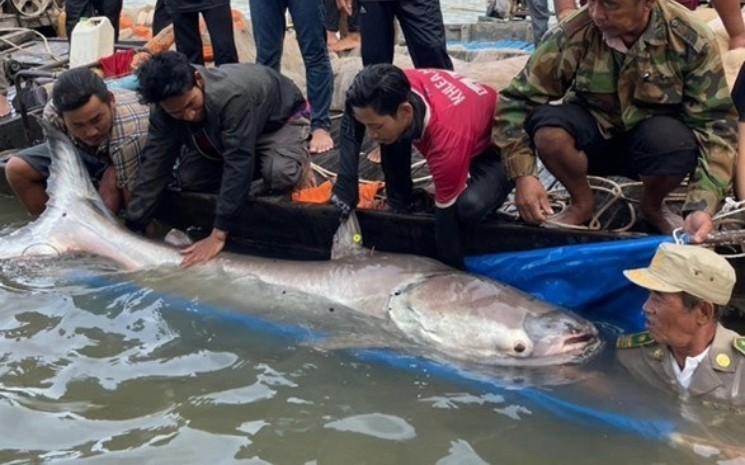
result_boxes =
[249,0,333,132]
[527,0,550,45]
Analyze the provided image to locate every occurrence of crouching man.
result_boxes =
[125,51,310,267]
[618,244,745,408]
[6,67,149,215]
[493,0,737,240]
[332,64,513,269]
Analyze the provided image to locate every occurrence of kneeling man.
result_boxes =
[618,243,745,408]
[126,51,310,267]
[332,64,512,269]
[6,67,149,215]
[493,0,737,240]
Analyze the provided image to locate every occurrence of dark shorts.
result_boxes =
[525,103,699,178]
[15,142,108,181]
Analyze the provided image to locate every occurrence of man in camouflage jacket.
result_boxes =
[493,0,737,238]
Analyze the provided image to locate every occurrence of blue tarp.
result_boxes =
[466,236,671,333]
[447,39,535,53]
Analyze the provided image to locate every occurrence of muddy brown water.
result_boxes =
[1,193,745,464]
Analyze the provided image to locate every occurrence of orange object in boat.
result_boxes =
[202,45,214,62]
[292,181,384,210]
[119,14,134,30]
[133,25,152,40]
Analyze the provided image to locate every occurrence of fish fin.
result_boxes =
[330,212,368,260]
[40,119,114,222]
[164,228,193,248]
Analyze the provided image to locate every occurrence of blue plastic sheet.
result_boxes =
[466,236,672,333]
[447,39,535,53]
[106,74,139,91]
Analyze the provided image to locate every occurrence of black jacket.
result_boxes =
[126,63,305,233]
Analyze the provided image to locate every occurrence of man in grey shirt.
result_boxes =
[126,51,309,267]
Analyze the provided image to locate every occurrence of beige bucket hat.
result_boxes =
[623,243,736,305]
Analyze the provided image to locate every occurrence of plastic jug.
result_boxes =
[69,16,115,68]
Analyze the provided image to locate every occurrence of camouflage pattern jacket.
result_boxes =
[617,324,745,410]
[493,0,737,214]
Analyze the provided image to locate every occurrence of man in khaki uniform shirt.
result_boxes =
[617,243,745,409]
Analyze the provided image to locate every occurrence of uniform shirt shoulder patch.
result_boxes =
[617,331,655,349]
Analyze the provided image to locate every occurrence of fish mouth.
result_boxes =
[562,331,603,362]
[563,333,595,347]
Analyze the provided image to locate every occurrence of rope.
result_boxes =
[0,27,61,61]
[504,176,641,233]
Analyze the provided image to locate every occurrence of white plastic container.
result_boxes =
[69,16,115,68]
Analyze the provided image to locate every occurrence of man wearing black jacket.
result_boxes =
[126,51,309,267]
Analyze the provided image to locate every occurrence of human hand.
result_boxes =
[683,211,714,244]
[131,51,153,70]
[730,32,745,50]
[514,176,553,224]
[180,228,226,267]
[336,0,353,16]
[331,193,353,220]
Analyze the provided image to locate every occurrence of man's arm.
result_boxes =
[711,0,745,50]
[680,38,738,239]
[125,108,182,232]
[180,99,267,268]
[331,101,366,216]
[493,28,578,180]
[492,25,578,222]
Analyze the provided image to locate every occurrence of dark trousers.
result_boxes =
[380,142,512,268]
[249,0,333,131]
[359,0,452,69]
[525,104,699,179]
[65,0,122,41]
[152,0,172,36]
[171,4,238,66]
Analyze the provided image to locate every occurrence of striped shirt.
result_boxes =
[43,89,150,191]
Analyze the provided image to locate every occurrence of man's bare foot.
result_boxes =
[310,128,334,154]
[330,32,361,52]
[367,146,381,164]
[545,202,593,228]
[641,203,683,235]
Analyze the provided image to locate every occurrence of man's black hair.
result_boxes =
[52,67,111,113]
[136,51,196,104]
[681,292,720,319]
[346,64,411,116]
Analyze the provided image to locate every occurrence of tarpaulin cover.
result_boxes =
[465,236,671,333]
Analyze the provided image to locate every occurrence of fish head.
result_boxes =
[388,273,602,366]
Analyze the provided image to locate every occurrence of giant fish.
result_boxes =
[0,124,602,367]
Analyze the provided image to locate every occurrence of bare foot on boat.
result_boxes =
[310,128,334,154]
[367,146,381,164]
[641,203,683,235]
[330,32,361,53]
[545,202,593,228]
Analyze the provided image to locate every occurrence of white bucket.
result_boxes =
[69,16,115,68]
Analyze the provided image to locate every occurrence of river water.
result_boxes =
[0,191,745,464]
